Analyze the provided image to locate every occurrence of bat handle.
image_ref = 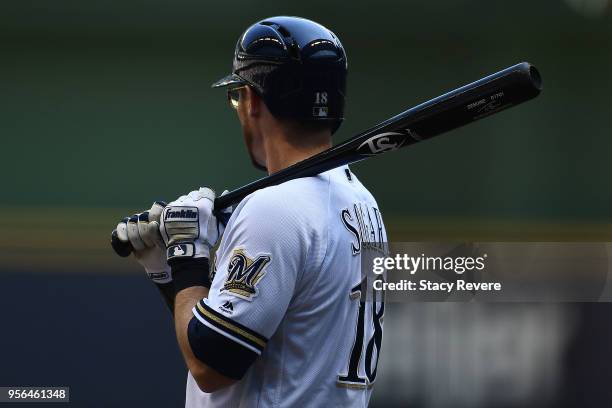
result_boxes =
[111,229,134,257]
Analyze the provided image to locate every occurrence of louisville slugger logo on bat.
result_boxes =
[356,129,420,156]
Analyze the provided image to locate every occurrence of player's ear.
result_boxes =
[244,86,261,118]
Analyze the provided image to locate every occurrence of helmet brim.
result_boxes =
[211,73,247,88]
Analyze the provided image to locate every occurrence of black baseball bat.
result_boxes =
[111,61,542,257]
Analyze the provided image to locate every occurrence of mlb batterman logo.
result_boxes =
[166,243,194,260]
[223,248,271,301]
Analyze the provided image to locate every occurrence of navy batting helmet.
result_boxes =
[212,16,348,133]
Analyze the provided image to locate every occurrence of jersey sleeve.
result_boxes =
[186,189,310,380]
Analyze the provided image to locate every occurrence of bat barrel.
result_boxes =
[528,65,543,91]
[403,62,541,140]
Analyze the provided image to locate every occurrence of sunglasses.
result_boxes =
[227,86,246,109]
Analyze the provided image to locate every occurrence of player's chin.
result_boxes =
[242,130,267,172]
[248,152,267,172]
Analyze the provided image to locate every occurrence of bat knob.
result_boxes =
[111,229,134,258]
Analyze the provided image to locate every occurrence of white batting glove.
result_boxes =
[160,187,223,263]
[115,201,172,284]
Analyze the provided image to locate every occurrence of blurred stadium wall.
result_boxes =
[1,1,611,406]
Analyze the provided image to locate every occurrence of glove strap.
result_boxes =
[170,258,212,293]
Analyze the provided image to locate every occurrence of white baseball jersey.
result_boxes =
[185,165,387,408]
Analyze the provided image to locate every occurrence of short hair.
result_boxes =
[278,118,335,148]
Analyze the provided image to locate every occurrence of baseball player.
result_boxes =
[114,16,387,407]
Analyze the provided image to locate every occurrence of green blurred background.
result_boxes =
[2,0,610,217]
[1,1,611,407]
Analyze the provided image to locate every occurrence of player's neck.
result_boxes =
[263,129,332,175]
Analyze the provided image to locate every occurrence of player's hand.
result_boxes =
[115,201,172,284]
[160,187,223,263]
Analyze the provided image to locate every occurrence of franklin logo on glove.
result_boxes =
[165,208,198,221]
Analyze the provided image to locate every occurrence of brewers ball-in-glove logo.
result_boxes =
[222,248,271,301]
